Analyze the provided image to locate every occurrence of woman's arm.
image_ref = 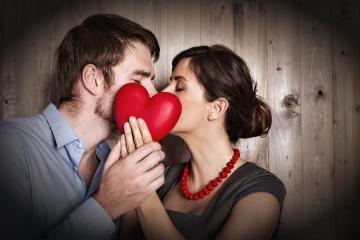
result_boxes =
[119,210,144,240]
[120,117,184,239]
[121,118,280,239]
[215,192,280,240]
[135,193,184,240]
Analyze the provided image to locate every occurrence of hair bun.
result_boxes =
[247,96,272,138]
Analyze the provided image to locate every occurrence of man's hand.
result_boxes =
[94,117,165,220]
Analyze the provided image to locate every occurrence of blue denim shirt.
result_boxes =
[0,103,115,239]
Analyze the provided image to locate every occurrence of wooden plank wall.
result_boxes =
[1,0,359,239]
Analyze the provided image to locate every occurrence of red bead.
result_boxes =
[199,192,204,198]
[180,148,240,201]
[193,193,199,200]
[211,180,218,187]
[227,162,234,168]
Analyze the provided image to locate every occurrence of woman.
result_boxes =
[119,45,286,239]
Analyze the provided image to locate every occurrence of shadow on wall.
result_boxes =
[1,0,359,239]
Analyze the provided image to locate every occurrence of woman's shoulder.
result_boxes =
[221,162,287,209]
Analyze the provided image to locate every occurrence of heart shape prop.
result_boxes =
[114,83,182,141]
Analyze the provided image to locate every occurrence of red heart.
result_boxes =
[114,83,182,141]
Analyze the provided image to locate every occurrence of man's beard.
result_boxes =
[95,94,117,130]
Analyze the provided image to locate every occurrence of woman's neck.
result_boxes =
[180,131,236,192]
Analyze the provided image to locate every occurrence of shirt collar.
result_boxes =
[42,103,111,162]
[42,103,82,148]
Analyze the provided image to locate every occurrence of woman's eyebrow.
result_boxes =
[170,75,188,81]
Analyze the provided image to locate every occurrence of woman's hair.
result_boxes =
[172,45,271,143]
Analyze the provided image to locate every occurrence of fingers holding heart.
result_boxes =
[123,117,154,155]
[129,116,144,148]
[124,122,136,153]
[137,118,153,143]
[120,134,128,158]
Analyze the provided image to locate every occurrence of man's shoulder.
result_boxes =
[0,114,50,141]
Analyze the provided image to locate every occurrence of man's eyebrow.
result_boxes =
[170,75,188,81]
[133,70,155,80]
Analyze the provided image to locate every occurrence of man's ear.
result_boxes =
[81,64,103,95]
[207,97,229,121]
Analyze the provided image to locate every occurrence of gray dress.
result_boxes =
[157,162,286,240]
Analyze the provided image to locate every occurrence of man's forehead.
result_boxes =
[123,43,153,70]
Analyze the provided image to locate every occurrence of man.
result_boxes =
[0,14,165,239]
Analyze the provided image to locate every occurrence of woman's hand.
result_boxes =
[118,116,162,240]
[121,116,153,157]
[119,117,183,240]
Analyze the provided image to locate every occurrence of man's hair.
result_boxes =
[55,14,160,105]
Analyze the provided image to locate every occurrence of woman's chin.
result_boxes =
[169,130,178,137]
[168,129,182,138]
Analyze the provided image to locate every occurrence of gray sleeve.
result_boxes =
[0,128,115,240]
[45,197,116,240]
[0,128,33,239]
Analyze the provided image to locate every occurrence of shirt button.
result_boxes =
[73,166,78,172]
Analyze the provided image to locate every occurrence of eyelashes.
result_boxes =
[132,79,141,84]
[175,87,184,92]
[168,79,185,92]
[175,83,185,92]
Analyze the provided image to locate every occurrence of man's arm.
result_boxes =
[0,129,115,240]
[0,125,165,239]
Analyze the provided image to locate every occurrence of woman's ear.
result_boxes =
[207,97,229,121]
[81,64,103,95]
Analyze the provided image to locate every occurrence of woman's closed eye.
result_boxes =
[175,81,186,92]
[175,84,184,92]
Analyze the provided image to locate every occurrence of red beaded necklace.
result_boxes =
[180,148,240,200]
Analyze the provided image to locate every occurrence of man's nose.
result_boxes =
[161,85,172,93]
[144,82,158,97]
[147,84,158,97]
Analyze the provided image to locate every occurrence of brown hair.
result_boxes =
[55,14,160,105]
[172,45,271,143]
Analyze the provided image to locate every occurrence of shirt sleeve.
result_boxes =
[45,197,116,240]
[0,126,116,240]
[0,127,33,240]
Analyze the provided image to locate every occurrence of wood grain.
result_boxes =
[267,0,303,238]
[1,0,359,238]
[332,0,360,238]
[234,0,268,169]
[299,0,336,238]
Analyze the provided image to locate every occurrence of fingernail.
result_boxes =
[138,118,144,124]
[129,116,136,123]
[124,122,129,129]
